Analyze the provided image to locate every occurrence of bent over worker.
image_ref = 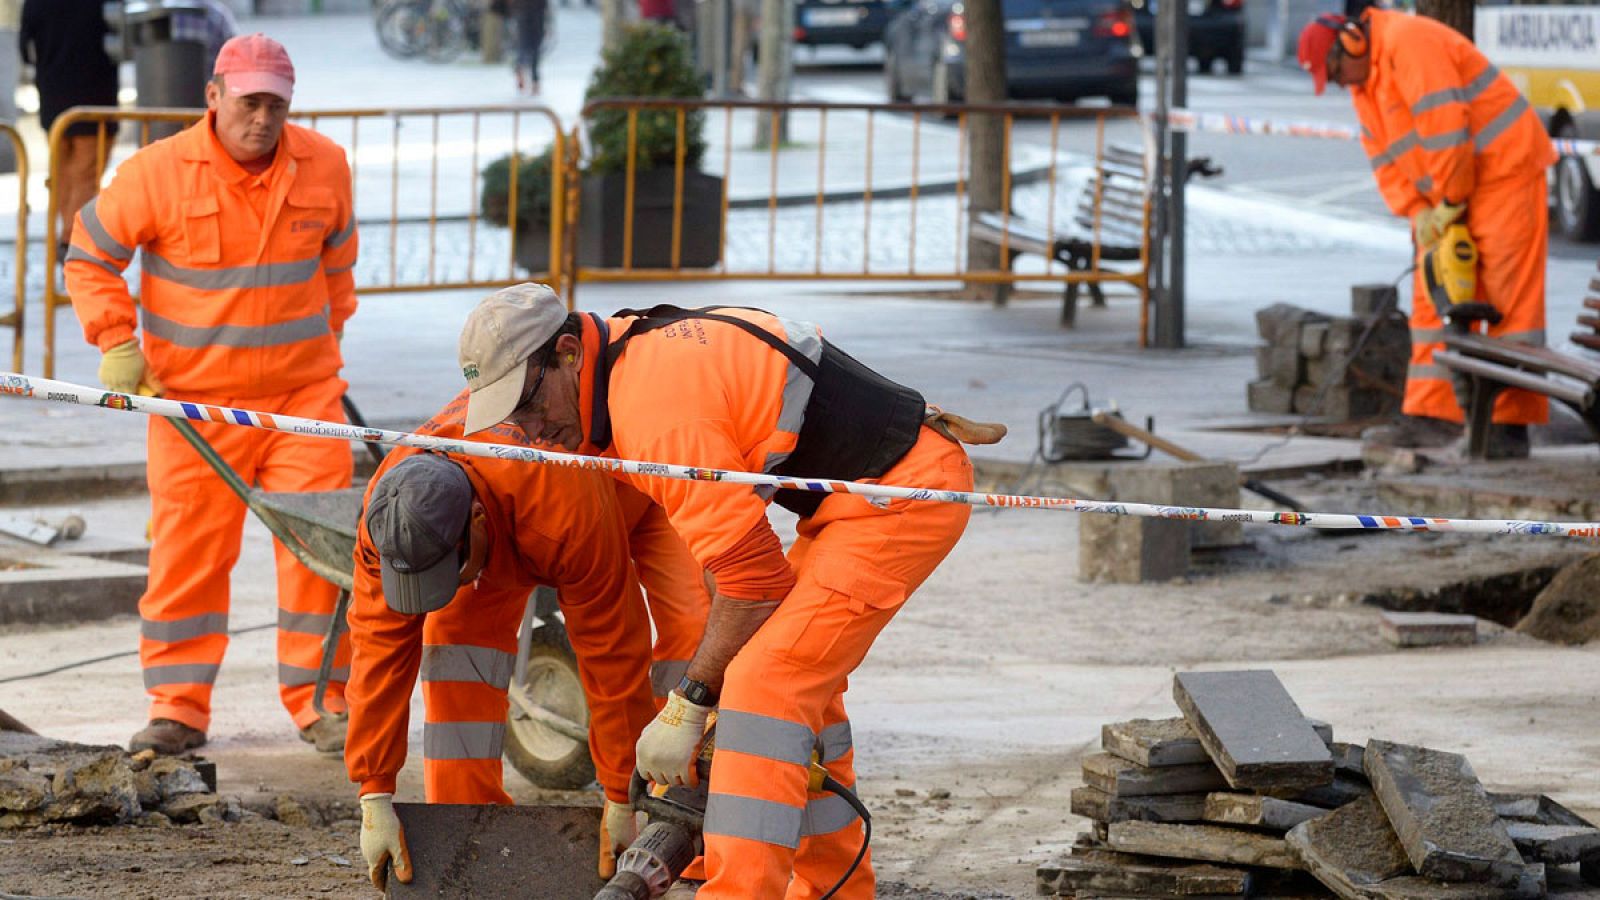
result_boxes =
[1298,9,1554,459]
[458,284,1003,898]
[64,34,360,754]
[344,387,711,890]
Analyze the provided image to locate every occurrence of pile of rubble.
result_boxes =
[0,731,230,828]
[1042,670,1600,898]
[1248,287,1409,422]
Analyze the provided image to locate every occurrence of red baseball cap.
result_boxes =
[1297,15,1344,96]
[214,34,295,102]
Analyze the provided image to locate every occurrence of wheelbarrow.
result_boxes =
[167,406,594,789]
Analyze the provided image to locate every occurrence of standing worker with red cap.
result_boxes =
[65,34,361,755]
[1297,9,1553,459]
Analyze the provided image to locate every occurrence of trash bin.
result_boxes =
[122,0,208,142]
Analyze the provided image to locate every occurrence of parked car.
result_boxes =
[794,0,900,49]
[1132,0,1245,75]
[883,0,1140,105]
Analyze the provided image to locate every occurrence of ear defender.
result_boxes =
[1337,20,1368,57]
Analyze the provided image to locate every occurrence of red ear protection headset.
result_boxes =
[1317,13,1368,58]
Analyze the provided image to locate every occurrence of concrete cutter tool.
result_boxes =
[596,730,871,900]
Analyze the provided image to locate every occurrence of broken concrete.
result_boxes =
[1102,718,1211,768]
[388,802,603,899]
[1036,853,1253,896]
[1379,611,1478,648]
[1286,794,1414,891]
[1294,773,1375,809]
[1174,670,1334,791]
[0,731,214,828]
[1105,820,1301,869]
[1071,786,1207,824]
[1081,753,1229,798]
[1364,740,1525,888]
[1503,822,1600,865]
[1203,792,1327,832]
[1331,742,1368,778]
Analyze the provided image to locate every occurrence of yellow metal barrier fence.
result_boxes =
[0,125,24,373]
[43,105,567,378]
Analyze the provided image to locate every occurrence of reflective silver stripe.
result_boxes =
[801,793,860,836]
[1420,128,1470,151]
[1475,95,1531,152]
[78,198,134,261]
[1500,329,1545,346]
[142,308,332,349]
[1411,327,1448,343]
[325,217,357,250]
[143,663,220,689]
[423,720,505,760]
[420,644,514,691]
[650,659,690,698]
[1361,125,1374,142]
[716,709,816,767]
[1412,86,1464,116]
[141,612,229,643]
[325,263,354,276]
[65,245,124,277]
[279,663,348,686]
[703,793,803,848]
[143,251,322,291]
[816,721,853,763]
[1463,65,1500,101]
[1416,175,1434,196]
[761,316,825,474]
[1370,133,1418,170]
[277,609,332,636]
[1409,362,1454,381]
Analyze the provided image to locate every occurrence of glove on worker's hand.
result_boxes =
[359,793,413,891]
[97,340,161,396]
[598,798,638,879]
[1412,200,1465,249]
[635,691,714,788]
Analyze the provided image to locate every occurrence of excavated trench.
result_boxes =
[1357,565,1563,629]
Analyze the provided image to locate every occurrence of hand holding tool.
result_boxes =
[635,692,714,787]
[1412,200,1464,249]
[359,793,414,891]
[97,340,162,396]
[599,797,639,879]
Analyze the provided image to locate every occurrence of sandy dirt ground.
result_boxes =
[2,474,1598,898]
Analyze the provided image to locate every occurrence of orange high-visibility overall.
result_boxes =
[1352,9,1554,425]
[66,115,359,732]
[344,391,710,804]
[573,309,973,898]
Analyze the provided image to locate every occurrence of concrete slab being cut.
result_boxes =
[1105,820,1301,870]
[1173,671,1334,792]
[1036,853,1253,897]
[1378,611,1478,648]
[1363,740,1525,888]
[387,802,603,900]
[1504,821,1600,865]
[1080,752,1230,798]
[1070,786,1207,824]
[1203,793,1327,832]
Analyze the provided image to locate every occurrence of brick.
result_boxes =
[1106,820,1301,869]
[1081,753,1229,798]
[1353,284,1400,317]
[1504,822,1600,865]
[1071,786,1207,824]
[389,803,604,899]
[1102,718,1209,768]
[1035,853,1253,897]
[1286,795,1413,890]
[1379,611,1478,648]
[1257,303,1325,343]
[1078,513,1189,584]
[1203,793,1327,832]
[1293,384,1387,421]
[1173,671,1334,792]
[1267,339,1305,389]
[1108,461,1242,551]
[1255,344,1273,378]
[1364,740,1524,888]
[1248,378,1296,415]
[1301,322,1331,359]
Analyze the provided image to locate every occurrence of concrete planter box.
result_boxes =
[576,169,723,270]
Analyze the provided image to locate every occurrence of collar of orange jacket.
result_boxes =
[181,111,314,185]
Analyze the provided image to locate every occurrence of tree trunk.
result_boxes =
[754,0,792,147]
[1417,0,1473,40]
[602,0,627,52]
[961,0,1007,299]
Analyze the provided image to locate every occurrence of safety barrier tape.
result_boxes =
[1166,108,1600,157]
[7,373,1599,538]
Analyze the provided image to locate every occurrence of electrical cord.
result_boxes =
[0,622,276,686]
[816,775,872,900]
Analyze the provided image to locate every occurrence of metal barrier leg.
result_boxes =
[313,588,352,721]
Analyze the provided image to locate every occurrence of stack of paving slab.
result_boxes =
[1248,286,1408,422]
[1041,670,1600,899]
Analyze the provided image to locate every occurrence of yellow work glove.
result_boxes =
[635,691,713,788]
[1411,201,1465,249]
[598,797,638,879]
[97,340,162,395]
[358,793,413,891]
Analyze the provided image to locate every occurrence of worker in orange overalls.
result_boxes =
[64,34,360,755]
[1298,9,1554,459]
[456,284,1004,899]
[345,386,711,892]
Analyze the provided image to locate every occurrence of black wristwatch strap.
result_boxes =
[677,676,718,707]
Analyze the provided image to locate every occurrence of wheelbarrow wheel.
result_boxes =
[504,622,596,791]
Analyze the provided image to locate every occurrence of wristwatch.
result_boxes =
[676,676,718,707]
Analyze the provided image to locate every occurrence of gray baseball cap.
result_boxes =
[459,282,568,436]
[365,454,473,615]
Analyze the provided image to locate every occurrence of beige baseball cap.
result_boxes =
[459,283,569,435]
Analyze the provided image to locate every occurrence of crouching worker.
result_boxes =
[343,390,710,890]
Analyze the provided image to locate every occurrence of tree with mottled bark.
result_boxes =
[962,0,1007,298]
[1418,0,1472,40]
[754,0,793,147]
[602,0,626,51]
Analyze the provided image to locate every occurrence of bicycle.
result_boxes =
[375,0,554,63]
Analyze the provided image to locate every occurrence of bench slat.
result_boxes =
[1433,350,1595,409]
[1574,333,1600,354]
[1443,332,1600,383]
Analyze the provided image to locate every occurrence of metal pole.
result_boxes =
[1154,0,1187,349]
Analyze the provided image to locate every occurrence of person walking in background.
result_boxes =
[172,0,240,75]
[21,0,121,256]
[511,0,548,95]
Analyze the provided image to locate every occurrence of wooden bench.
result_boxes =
[1433,261,1600,459]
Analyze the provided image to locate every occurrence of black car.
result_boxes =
[1132,0,1245,75]
[884,0,1140,106]
[794,0,899,49]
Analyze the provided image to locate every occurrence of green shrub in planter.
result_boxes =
[479,146,557,229]
[583,23,707,177]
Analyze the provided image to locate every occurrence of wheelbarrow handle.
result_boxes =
[341,395,387,466]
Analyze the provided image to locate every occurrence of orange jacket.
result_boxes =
[345,391,659,803]
[1353,9,1554,218]
[66,114,358,398]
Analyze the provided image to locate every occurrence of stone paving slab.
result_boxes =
[0,543,146,626]
[1504,822,1600,866]
[1287,794,1413,895]
[1203,793,1328,832]
[1106,820,1302,869]
[1036,852,1254,897]
[1174,670,1334,792]
[1378,611,1478,648]
[1071,786,1208,824]
[1102,718,1213,768]
[1081,752,1231,798]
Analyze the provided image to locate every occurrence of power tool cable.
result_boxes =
[816,773,872,900]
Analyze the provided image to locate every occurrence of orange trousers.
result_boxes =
[1404,174,1549,425]
[700,428,974,899]
[140,376,352,733]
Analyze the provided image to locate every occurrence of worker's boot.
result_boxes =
[1481,424,1531,460]
[129,718,207,755]
[1361,415,1463,450]
[662,880,703,899]
[299,714,348,755]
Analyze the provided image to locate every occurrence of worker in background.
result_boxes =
[64,34,360,755]
[457,284,1003,898]
[1298,10,1553,460]
[345,386,711,891]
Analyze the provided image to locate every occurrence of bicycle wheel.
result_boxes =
[375,0,430,59]
[423,0,471,62]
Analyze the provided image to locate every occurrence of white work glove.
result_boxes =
[358,793,413,891]
[635,691,714,788]
[598,797,638,879]
[1412,200,1465,249]
[97,339,162,396]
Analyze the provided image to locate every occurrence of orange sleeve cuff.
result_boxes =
[360,775,397,796]
[95,326,136,353]
[705,519,796,601]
